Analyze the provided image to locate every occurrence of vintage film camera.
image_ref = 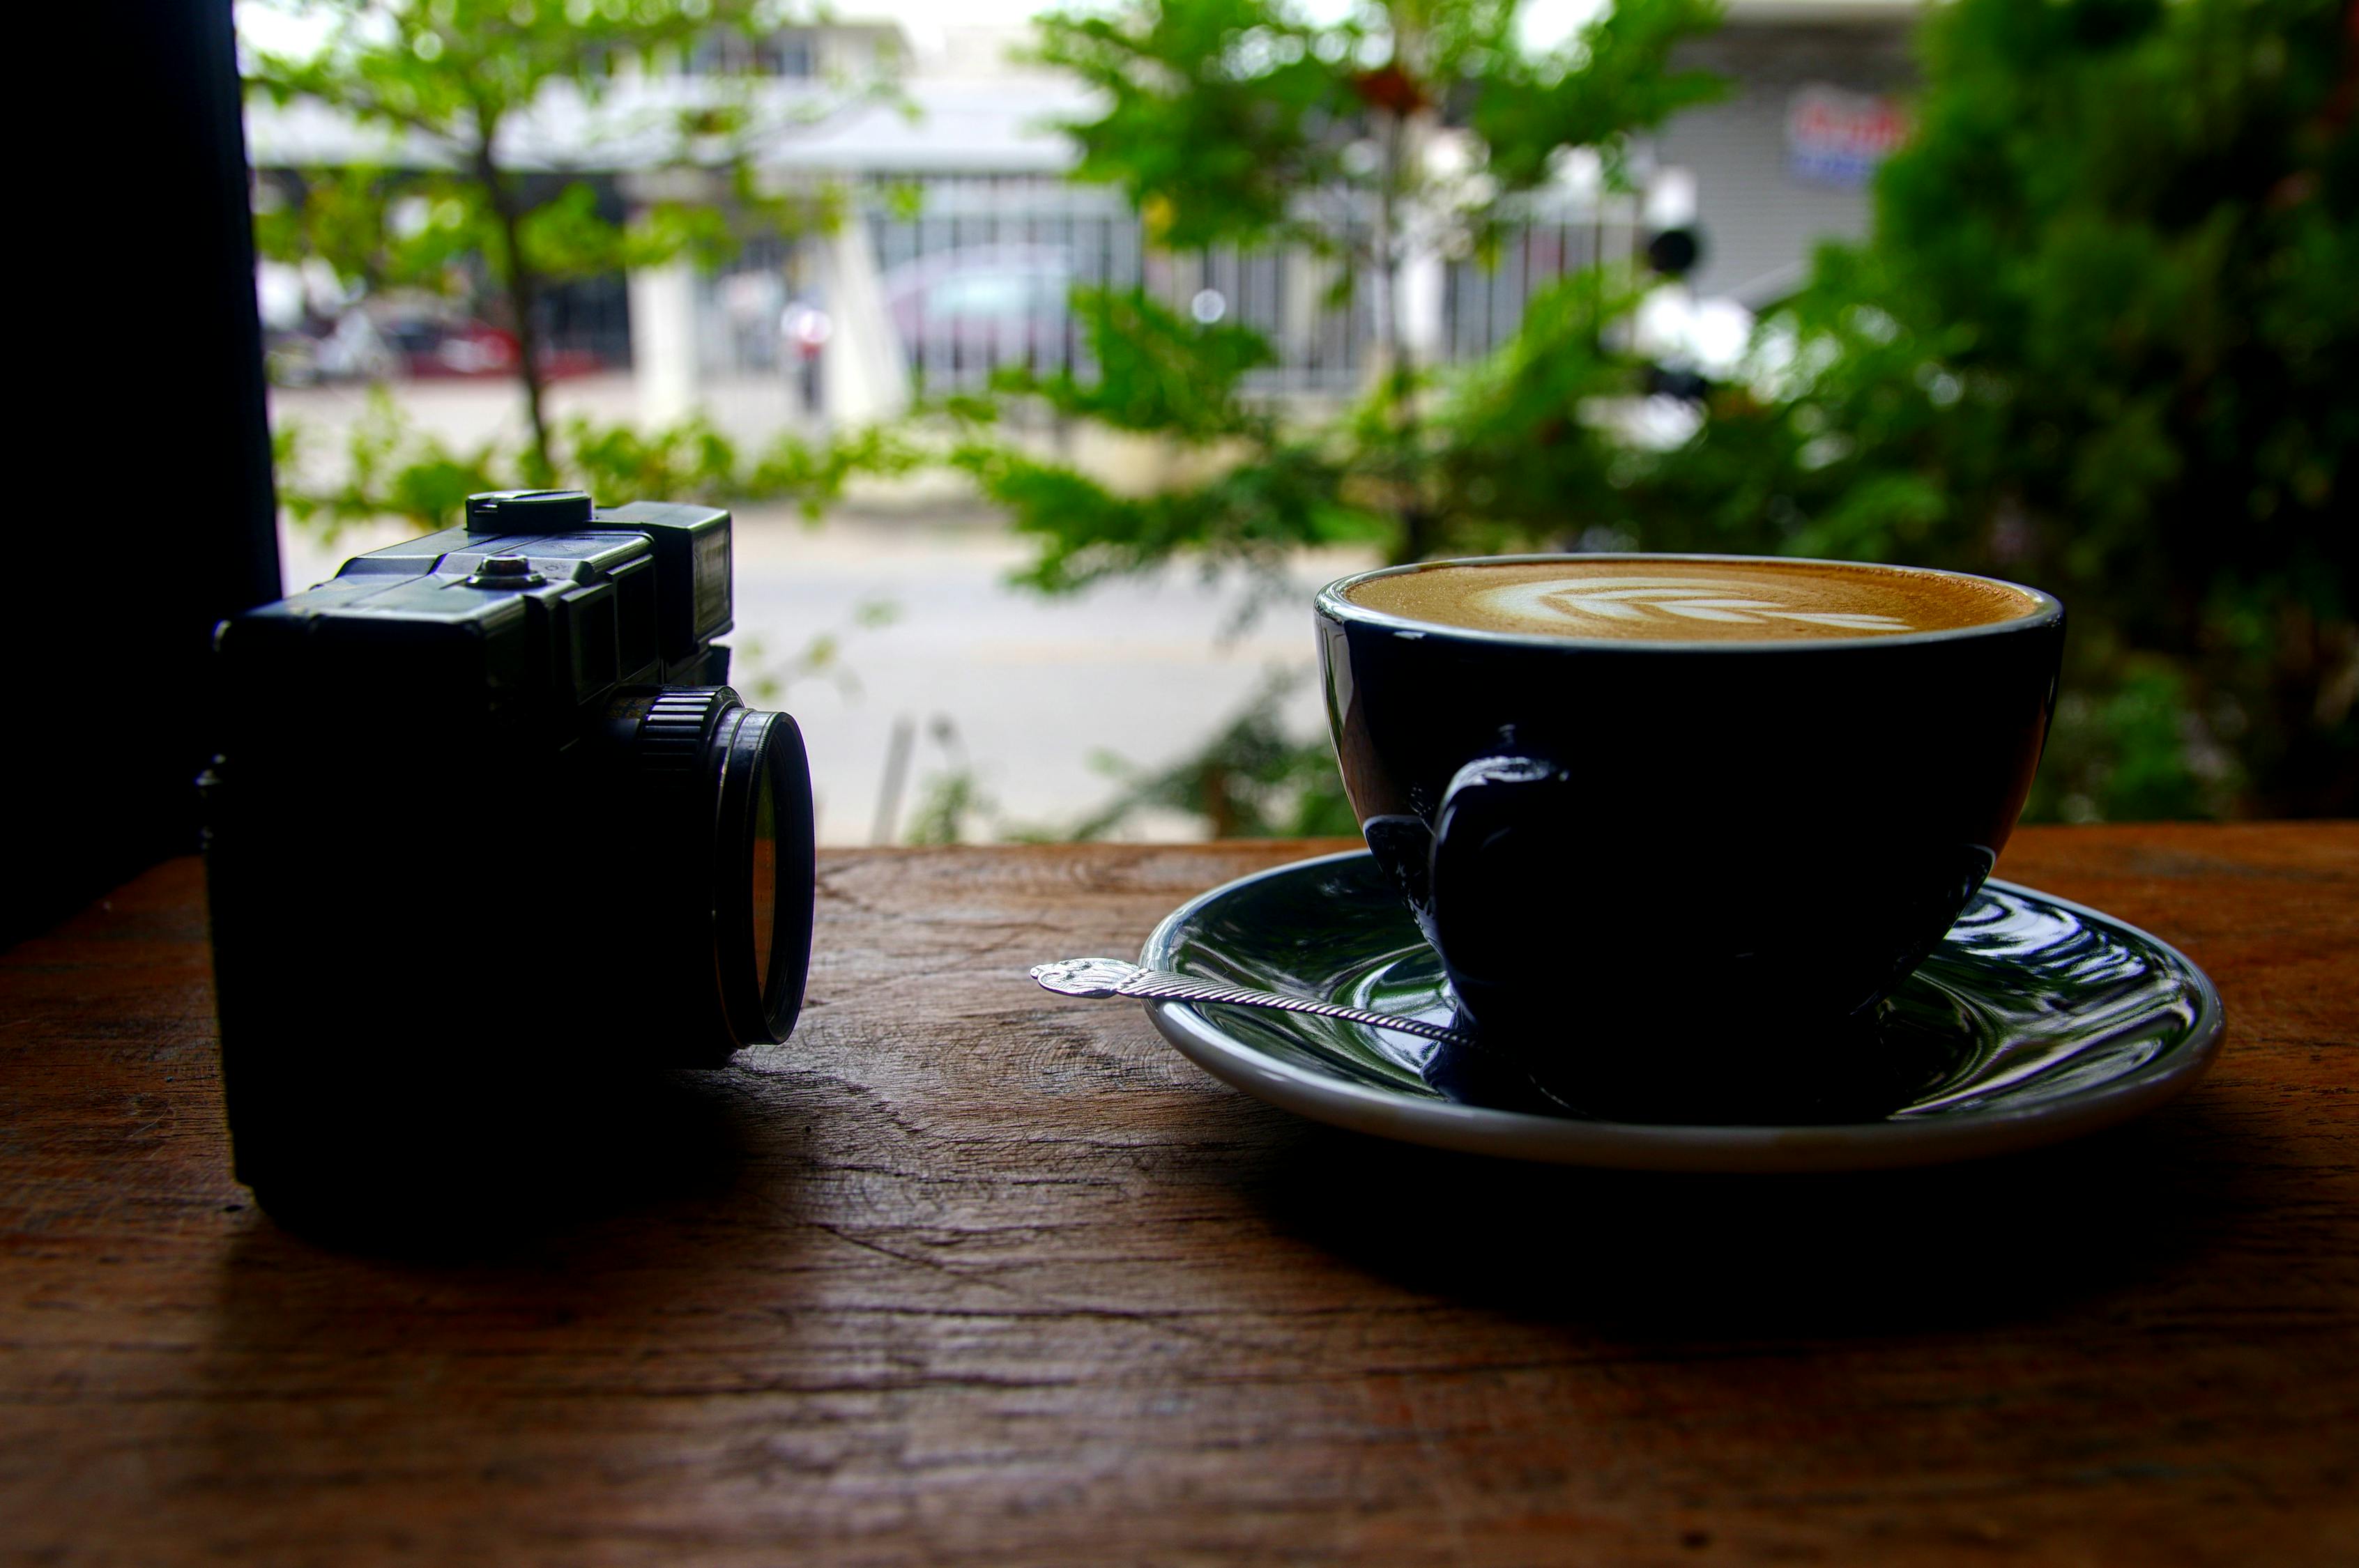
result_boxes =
[203,490,813,1226]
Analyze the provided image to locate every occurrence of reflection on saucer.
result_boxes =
[1137,852,2222,1172]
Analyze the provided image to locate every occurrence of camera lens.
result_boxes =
[623,687,814,1063]
[710,704,814,1048]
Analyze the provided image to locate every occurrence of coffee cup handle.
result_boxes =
[1428,753,1572,990]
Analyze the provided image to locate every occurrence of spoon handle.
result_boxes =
[1029,958,1475,1046]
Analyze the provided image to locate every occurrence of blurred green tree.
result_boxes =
[1831,0,2354,817]
[955,0,1723,587]
[245,0,862,476]
[984,0,2355,824]
[270,387,919,540]
[1445,0,2357,817]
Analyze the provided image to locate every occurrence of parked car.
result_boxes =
[263,309,395,387]
[264,294,605,386]
[879,245,1074,372]
[376,307,519,378]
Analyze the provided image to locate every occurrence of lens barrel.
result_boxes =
[710,704,815,1047]
[624,686,815,1064]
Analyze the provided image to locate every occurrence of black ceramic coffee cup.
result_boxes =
[1317,554,2064,1114]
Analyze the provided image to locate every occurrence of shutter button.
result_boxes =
[463,555,546,589]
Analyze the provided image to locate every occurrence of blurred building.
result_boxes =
[1655,0,1917,305]
[243,6,1918,422]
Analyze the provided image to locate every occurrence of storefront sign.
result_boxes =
[1787,85,1910,190]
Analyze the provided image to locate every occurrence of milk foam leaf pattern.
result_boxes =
[1495,578,1916,634]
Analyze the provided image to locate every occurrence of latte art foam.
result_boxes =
[1347,558,2041,643]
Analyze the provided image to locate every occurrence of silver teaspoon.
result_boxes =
[1029,957,1476,1046]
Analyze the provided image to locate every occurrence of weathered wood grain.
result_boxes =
[2,827,2354,1565]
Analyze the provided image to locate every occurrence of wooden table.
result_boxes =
[3,826,2355,1565]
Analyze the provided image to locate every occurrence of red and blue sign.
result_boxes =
[1787,86,1911,191]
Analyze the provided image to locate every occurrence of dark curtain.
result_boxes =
[8,0,281,945]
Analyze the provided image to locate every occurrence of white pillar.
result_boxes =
[628,260,699,426]
[1399,247,1446,368]
[811,217,909,427]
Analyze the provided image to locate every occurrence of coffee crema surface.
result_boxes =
[1346,558,2042,643]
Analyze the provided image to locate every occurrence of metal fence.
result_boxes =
[540,272,634,367]
[697,175,1645,403]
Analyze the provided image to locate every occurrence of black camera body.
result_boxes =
[204,490,813,1224]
